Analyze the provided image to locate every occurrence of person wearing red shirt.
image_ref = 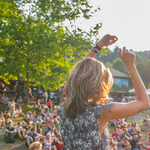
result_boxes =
[29,96,35,105]
[47,99,52,109]
[112,128,121,141]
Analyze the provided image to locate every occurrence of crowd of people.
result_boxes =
[0,82,64,150]
[0,88,149,150]
[0,97,63,150]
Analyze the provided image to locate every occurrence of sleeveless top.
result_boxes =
[45,139,51,148]
[59,104,111,150]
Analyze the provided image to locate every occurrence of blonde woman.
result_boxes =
[45,134,56,150]
[59,34,149,149]
[29,141,42,150]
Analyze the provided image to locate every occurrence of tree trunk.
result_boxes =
[26,72,29,105]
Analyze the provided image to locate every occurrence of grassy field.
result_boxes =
[111,86,131,92]
[0,103,149,150]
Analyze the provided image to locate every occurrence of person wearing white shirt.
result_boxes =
[14,106,25,118]
[49,92,54,101]
[14,122,25,141]
[43,90,48,104]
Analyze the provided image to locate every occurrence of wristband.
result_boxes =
[91,48,101,57]
[91,48,98,54]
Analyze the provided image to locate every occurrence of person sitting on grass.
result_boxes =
[39,137,46,150]
[110,137,118,150]
[128,127,136,136]
[46,120,55,132]
[127,123,131,131]
[14,122,25,141]
[24,128,39,147]
[45,134,57,150]
[55,137,63,150]
[29,141,42,150]
[0,111,5,131]
[143,115,149,125]
[121,138,132,150]
[117,125,124,138]
[47,99,53,109]
[110,120,118,127]
[46,128,55,141]
[130,135,139,150]
[137,134,146,150]
[23,120,32,135]
[30,96,35,105]
[39,110,45,123]
[16,96,24,106]
[120,128,132,141]
[14,106,25,118]
[22,114,31,127]
[30,110,36,121]
[1,94,9,104]
[112,128,121,142]
[33,114,43,130]
[4,111,11,126]
[5,121,16,143]
[146,132,150,150]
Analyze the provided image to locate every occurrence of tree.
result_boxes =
[112,58,127,74]
[144,60,150,88]
[105,61,113,68]
[0,0,102,103]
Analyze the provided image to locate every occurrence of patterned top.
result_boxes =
[59,104,111,150]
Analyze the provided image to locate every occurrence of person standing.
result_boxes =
[49,91,54,102]
[59,34,149,149]
[8,98,16,119]
[17,85,22,99]
[43,90,48,104]
[0,82,4,101]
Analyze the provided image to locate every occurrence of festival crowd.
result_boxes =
[0,82,150,150]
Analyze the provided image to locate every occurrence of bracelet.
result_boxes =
[91,48,98,54]
[91,48,101,57]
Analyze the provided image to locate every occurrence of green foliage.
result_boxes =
[112,58,127,74]
[0,0,102,92]
[148,83,150,89]
[136,60,150,88]
[105,61,113,68]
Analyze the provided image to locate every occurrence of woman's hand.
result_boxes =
[97,34,118,47]
[119,47,136,68]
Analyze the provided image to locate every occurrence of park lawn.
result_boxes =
[0,103,34,113]
[111,86,131,93]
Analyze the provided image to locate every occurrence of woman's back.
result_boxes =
[60,104,111,150]
[59,34,149,150]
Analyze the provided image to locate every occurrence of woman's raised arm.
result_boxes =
[100,47,149,123]
[85,34,118,58]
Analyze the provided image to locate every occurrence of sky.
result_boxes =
[24,0,150,52]
[75,0,150,52]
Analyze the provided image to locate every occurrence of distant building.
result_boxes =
[109,68,130,87]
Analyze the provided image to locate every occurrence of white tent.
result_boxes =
[129,88,150,95]
[128,89,135,93]
[146,89,150,95]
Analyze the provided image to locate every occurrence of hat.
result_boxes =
[40,137,45,141]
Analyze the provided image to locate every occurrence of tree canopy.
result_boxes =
[0,0,104,92]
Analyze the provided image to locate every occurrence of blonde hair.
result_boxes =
[29,141,42,150]
[62,57,113,119]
